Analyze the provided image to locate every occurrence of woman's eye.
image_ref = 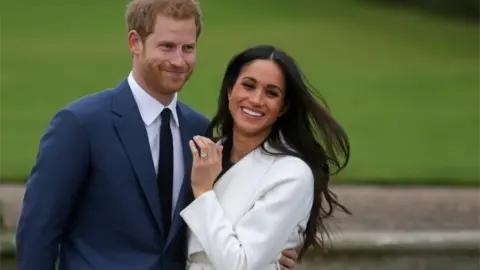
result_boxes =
[267,90,279,97]
[242,83,255,89]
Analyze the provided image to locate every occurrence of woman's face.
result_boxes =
[228,59,287,138]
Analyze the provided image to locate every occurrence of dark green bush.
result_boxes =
[366,0,479,21]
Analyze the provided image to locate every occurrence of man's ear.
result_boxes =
[128,30,143,55]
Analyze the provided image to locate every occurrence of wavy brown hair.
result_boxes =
[126,0,203,40]
[208,45,352,261]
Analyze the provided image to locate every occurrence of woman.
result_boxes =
[180,45,351,270]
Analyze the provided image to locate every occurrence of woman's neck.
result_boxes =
[230,130,268,163]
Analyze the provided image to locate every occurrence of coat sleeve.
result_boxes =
[16,109,90,270]
[180,158,314,270]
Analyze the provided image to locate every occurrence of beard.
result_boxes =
[141,59,193,96]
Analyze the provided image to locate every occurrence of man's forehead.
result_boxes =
[151,35,197,45]
[151,16,197,44]
[154,15,196,32]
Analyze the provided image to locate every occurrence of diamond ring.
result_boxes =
[200,152,208,158]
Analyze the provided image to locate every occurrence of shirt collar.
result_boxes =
[128,71,180,127]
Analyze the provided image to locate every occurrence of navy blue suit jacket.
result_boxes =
[16,78,211,270]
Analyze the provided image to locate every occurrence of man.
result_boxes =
[16,0,299,269]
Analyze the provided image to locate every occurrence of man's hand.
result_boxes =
[279,248,298,269]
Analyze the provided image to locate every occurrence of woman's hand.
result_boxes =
[188,136,223,198]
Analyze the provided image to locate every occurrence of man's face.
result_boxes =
[129,14,197,97]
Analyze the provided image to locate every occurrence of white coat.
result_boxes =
[180,141,314,270]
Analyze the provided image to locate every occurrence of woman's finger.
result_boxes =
[212,145,222,163]
[188,140,199,163]
[197,135,215,144]
[193,136,208,160]
[198,136,215,147]
[199,137,218,162]
[210,142,219,162]
[199,136,216,159]
[217,145,224,158]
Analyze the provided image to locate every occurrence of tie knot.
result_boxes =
[161,108,171,123]
[161,108,171,117]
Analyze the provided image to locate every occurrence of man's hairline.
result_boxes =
[131,13,201,41]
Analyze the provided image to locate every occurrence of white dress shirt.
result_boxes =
[128,72,185,217]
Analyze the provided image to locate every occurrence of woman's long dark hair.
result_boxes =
[208,45,351,261]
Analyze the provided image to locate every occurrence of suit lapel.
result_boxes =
[111,80,164,237]
[165,103,195,247]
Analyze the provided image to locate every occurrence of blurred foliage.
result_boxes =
[1,0,478,185]
[365,0,479,21]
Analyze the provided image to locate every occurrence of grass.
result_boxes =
[1,0,478,185]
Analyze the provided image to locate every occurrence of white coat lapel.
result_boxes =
[214,146,276,224]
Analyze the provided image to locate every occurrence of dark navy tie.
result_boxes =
[158,108,173,234]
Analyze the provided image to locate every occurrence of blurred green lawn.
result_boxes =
[1,0,478,185]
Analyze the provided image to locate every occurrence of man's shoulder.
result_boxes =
[63,88,114,116]
[177,101,209,124]
[52,79,127,127]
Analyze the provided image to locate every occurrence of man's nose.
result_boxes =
[168,50,186,67]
